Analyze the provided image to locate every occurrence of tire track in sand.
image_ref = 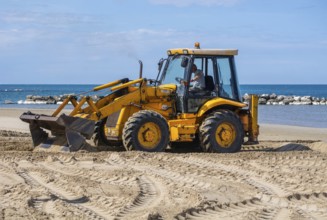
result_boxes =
[0,130,32,151]
[115,175,163,220]
[174,197,264,220]
[13,161,111,220]
[256,154,327,193]
[105,154,170,219]
[106,153,204,219]
[39,156,140,218]
[177,156,288,197]
[0,162,42,220]
[175,155,327,219]
[106,153,211,191]
[7,163,67,218]
[41,155,136,186]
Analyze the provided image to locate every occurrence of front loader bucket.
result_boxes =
[20,112,95,152]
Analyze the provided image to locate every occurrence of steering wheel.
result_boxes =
[175,77,184,84]
[148,79,160,85]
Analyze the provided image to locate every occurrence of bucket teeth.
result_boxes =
[65,129,88,151]
[57,114,95,139]
[29,120,49,147]
[20,112,95,152]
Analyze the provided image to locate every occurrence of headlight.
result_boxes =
[161,104,169,110]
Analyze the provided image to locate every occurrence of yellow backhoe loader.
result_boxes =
[20,43,259,153]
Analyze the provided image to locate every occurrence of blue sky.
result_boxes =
[0,0,326,84]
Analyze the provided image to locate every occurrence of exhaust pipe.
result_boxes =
[139,60,143,78]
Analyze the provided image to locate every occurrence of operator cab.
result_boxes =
[159,43,242,113]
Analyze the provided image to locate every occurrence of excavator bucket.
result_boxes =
[20,112,95,152]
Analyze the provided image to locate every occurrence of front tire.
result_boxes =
[93,118,123,151]
[199,110,244,153]
[122,110,169,152]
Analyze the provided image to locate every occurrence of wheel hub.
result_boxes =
[215,123,236,148]
[138,122,161,149]
[144,129,155,142]
[219,129,232,141]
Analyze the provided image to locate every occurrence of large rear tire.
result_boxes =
[122,110,169,152]
[199,110,244,153]
[93,118,123,151]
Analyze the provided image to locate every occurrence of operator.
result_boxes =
[190,64,205,91]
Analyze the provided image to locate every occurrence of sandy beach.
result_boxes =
[1,108,327,219]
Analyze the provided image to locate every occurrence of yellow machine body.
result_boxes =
[33,78,258,144]
[20,43,259,152]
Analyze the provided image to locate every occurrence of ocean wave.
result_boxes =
[4,100,15,104]
[17,100,73,105]
[1,89,23,92]
[18,100,47,104]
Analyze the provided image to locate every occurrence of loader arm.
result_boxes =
[75,88,143,120]
[20,78,146,151]
[52,78,144,119]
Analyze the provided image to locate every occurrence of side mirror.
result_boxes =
[181,57,189,68]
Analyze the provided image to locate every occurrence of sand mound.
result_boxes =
[308,141,327,153]
[0,130,33,151]
[274,143,311,152]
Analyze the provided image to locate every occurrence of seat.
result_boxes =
[189,75,215,97]
[205,75,214,91]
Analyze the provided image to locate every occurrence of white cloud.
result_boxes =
[80,28,198,65]
[85,28,187,49]
[0,11,98,48]
[0,11,96,28]
[0,29,42,47]
[84,28,199,56]
[148,0,242,7]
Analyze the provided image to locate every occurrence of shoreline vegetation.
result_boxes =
[3,93,327,105]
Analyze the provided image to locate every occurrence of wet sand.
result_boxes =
[0,108,327,219]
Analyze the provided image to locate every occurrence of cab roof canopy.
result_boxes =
[167,48,238,56]
[167,42,238,56]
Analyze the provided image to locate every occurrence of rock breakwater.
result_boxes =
[3,93,327,106]
[16,94,102,105]
[243,93,326,105]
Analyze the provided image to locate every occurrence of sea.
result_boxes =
[1,84,327,128]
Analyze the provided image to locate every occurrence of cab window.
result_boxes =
[216,58,236,100]
[161,56,186,85]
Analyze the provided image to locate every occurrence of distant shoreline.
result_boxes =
[2,84,327,104]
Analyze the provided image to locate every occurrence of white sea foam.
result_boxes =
[56,101,72,105]
[17,100,47,104]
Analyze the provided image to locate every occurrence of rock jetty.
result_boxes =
[10,93,327,106]
[4,100,14,104]
[17,94,103,105]
[243,93,326,105]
